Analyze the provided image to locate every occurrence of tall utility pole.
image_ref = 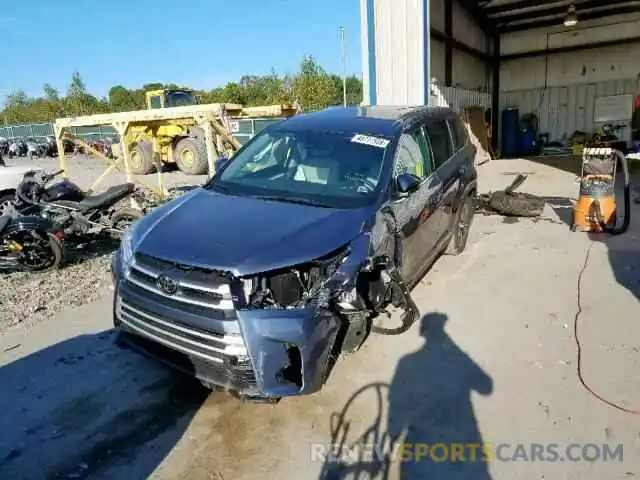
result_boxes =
[338,26,347,107]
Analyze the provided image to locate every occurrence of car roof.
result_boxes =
[269,105,457,138]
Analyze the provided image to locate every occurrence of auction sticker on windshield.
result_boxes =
[351,134,390,149]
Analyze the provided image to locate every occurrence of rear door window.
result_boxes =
[448,117,468,151]
[425,120,453,169]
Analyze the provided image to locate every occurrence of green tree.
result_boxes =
[108,85,144,112]
[0,59,363,124]
[292,56,339,110]
[43,84,60,102]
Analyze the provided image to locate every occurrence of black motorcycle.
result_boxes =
[0,214,64,272]
[13,170,143,240]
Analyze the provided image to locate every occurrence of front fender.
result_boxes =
[4,215,56,235]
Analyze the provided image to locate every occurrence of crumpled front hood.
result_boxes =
[133,188,374,276]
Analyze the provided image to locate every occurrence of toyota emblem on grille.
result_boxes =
[157,275,179,295]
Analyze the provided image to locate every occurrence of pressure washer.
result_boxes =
[571,147,631,235]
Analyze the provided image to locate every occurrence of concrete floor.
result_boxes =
[1,159,639,479]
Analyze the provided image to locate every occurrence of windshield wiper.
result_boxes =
[253,195,333,208]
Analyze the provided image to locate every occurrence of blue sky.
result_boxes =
[0,0,362,99]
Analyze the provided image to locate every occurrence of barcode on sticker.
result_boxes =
[351,134,390,149]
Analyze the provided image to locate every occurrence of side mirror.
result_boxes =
[214,156,229,173]
[396,173,421,196]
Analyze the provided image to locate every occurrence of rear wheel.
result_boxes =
[129,140,155,175]
[446,194,474,255]
[110,207,143,239]
[174,137,208,175]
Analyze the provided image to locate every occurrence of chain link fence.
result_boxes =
[0,123,119,142]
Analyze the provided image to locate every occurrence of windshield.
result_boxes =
[207,129,391,209]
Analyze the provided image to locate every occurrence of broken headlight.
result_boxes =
[241,246,351,310]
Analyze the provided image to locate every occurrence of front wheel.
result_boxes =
[2,230,64,272]
[109,207,143,239]
[446,194,474,255]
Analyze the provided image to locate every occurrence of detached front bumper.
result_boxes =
[111,251,341,399]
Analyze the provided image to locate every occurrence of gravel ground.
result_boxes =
[0,154,204,332]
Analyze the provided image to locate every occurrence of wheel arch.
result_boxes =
[0,188,16,198]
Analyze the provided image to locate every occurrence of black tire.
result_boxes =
[110,207,143,239]
[488,191,546,217]
[174,137,208,175]
[129,140,155,175]
[20,231,64,272]
[446,194,474,255]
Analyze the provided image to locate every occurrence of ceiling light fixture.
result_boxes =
[564,5,578,27]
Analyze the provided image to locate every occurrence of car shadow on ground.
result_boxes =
[318,313,494,480]
[0,329,209,479]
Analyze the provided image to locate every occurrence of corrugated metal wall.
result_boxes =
[499,78,638,143]
[372,0,427,104]
[430,81,492,111]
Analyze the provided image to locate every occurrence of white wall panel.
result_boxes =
[501,43,640,91]
[501,14,640,56]
[452,0,487,53]
[430,0,445,32]
[452,49,489,90]
[372,0,426,104]
[430,38,446,85]
[499,79,638,143]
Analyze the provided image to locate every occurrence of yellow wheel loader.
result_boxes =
[125,88,211,175]
[120,88,297,176]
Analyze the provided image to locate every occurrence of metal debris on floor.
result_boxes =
[475,174,546,218]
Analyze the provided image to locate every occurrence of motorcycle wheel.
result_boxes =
[110,207,143,239]
[0,193,14,216]
[5,230,64,272]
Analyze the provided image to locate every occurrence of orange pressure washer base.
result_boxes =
[572,177,617,233]
[570,147,631,235]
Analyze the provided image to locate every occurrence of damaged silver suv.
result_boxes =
[111,105,477,402]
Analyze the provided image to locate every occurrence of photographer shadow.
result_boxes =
[319,312,494,480]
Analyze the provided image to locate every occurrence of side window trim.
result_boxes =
[445,118,456,155]
[420,125,436,176]
[447,119,458,152]
[425,119,455,171]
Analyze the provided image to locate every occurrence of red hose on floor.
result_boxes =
[574,242,640,415]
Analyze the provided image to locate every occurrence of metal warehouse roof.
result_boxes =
[467,0,640,32]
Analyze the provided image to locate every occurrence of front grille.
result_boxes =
[119,253,257,390]
[117,298,247,361]
[126,253,236,316]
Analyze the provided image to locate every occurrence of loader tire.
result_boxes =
[488,191,545,217]
[174,137,208,175]
[129,140,155,175]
